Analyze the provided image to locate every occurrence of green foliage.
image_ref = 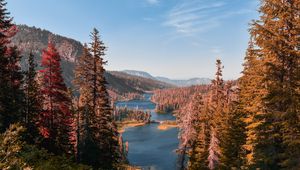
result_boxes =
[0,123,91,170]
[21,145,91,170]
[0,46,25,133]
[0,123,26,169]
[23,52,43,145]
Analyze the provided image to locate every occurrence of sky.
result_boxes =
[7,0,260,80]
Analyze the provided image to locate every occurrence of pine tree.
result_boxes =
[239,39,267,168]
[177,99,194,170]
[208,128,220,170]
[74,29,120,169]
[206,59,226,170]
[67,88,79,161]
[183,59,227,170]
[219,83,246,169]
[187,93,210,170]
[23,52,42,144]
[240,0,300,169]
[38,43,74,155]
[74,44,92,165]
[0,0,23,132]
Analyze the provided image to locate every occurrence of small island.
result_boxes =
[114,107,151,133]
[157,120,178,131]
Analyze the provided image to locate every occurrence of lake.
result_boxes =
[115,94,179,170]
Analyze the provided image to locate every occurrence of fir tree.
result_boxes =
[0,0,23,132]
[74,29,120,169]
[241,0,300,169]
[187,93,210,170]
[207,59,226,170]
[177,100,194,170]
[67,88,79,161]
[239,38,266,168]
[23,52,42,144]
[208,128,220,170]
[219,83,246,169]
[38,43,74,155]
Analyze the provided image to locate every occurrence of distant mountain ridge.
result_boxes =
[122,70,155,80]
[12,25,172,96]
[106,71,173,94]
[122,70,211,87]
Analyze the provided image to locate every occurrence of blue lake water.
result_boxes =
[115,94,179,170]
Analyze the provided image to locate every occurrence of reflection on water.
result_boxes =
[115,94,179,170]
[123,124,178,170]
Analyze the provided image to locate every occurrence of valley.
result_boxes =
[1,1,299,170]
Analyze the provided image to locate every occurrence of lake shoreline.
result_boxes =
[116,93,179,169]
[117,121,149,133]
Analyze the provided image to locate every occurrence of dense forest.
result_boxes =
[152,85,210,113]
[0,0,299,170]
[0,0,124,169]
[175,0,300,169]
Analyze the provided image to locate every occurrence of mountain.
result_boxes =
[11,25,171,96]
[11,25,84,88]
[122,70,156,80]
[121,70,211,87]
[107,71,173,94]
[156,77,211,87]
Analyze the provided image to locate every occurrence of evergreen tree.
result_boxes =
[177,99,194,170]
[187,93,210,170]
[183,59,228,170]
[239,38,266,168]
[23,52,42,144]
[0,0,23,132]
[38,43,74,155]
[67,88,79,161]
[207,59,226,170]
[219,83,246,169]
[74,29,120,169]
[241,0,300,169]
[0,123,26,169]
[208,128,220,170]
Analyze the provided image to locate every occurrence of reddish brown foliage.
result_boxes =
[152,85,210,113]
[38,43,74,154]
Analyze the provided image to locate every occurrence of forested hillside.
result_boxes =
[12,25,82,87]
[11,25,171,97]
[108,71,173,94]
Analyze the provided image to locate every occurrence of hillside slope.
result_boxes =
[11,25,171,95]
[12,25,83,87]
[107,71,173,94]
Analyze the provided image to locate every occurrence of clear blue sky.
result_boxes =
[8,0,259,80]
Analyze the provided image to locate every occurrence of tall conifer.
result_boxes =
[23,52,42,144]
[39,43,74,155]
[74,29,120,169]
[187,93,210,170]
[219,83,246,169]
[241,0,300,169]
[207,59,226,170]
[0,0,23,132]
